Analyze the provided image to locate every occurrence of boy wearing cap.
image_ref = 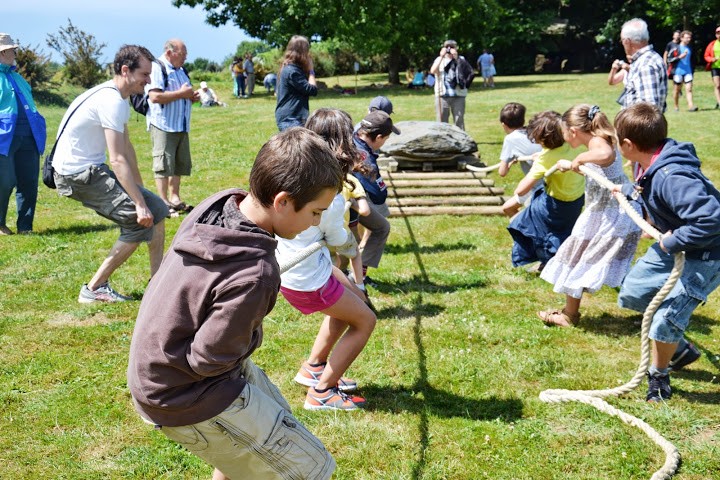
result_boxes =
[354,96,394,133]
[352,110,399,284]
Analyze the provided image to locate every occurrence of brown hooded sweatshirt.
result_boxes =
[127,189,280,427]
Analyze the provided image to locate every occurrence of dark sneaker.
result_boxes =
[293,361,358,392]
[78,282,132,304]
[669,342,701,372]
[304,387,363,411]
[646,372,671,403]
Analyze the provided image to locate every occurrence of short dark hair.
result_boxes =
[527,110,564,149]
[113,45,155,75]
[614,102,667,153]
[249,127,343,211]
[500,102,527,129]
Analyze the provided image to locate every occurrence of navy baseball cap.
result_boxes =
[369,96,394,115]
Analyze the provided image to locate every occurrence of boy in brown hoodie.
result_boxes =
[127,127,343,480]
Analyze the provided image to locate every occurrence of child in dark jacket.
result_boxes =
[615,102,720,403]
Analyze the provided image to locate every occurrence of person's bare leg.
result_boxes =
[653,340,679,370]
[564,295,582,316]
[212,468,228,480]
[155,177,169,203]
[713,76,720,105]
[673,83,681,109]
[148,220,165,277]
[168,176,182,206]
[685,82,695,109]
[87,239,140,290]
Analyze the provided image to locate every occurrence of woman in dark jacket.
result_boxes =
[275,35,318,131]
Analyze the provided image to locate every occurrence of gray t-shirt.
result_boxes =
[500,129,542,174]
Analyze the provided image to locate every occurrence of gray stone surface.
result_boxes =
[380,121,478,159]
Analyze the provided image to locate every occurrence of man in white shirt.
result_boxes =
[53,45,168,303]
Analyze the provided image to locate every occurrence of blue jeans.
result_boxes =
[0,132,39,231]
[618,243,720,343]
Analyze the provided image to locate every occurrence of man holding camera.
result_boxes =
[430,40,468,130]
[617,18,667,112]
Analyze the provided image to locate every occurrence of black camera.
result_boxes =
[446,47,452,55]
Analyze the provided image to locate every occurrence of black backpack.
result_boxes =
[443,56,476,90]
[130,62,188,115]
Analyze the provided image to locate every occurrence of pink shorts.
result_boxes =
[280,275,345,314]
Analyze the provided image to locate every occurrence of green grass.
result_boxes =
[1,72,719,479]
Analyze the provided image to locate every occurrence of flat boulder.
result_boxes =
[380,121,478,159]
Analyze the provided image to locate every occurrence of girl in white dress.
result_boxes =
[538,104,641,327]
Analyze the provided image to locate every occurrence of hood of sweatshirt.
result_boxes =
[172,189,278,263]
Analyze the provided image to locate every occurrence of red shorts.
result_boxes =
[280,275,345,314]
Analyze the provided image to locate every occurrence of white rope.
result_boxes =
[539,164,684,480]
[465,155,534,173]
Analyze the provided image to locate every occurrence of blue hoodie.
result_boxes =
[623,139,720,258]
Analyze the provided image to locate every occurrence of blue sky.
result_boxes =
[6,0,253,65]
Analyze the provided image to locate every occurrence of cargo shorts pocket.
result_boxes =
[162,424,210,453]
[214,383,334,480]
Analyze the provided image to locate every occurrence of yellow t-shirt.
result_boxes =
[342,175,367,224]
[527,143,585,202]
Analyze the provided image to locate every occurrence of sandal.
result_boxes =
[537,308,580,327]
[168,201,194,213]
[164,204,180,218]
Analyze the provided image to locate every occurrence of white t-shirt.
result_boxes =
[276,194,349,291]
[53,81,129,175]
[500,129,542,175]
[199,87,216,106]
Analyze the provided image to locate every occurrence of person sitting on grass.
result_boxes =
[614,102,720,403]
[277,109,377,411]
[504,110,584,271]
[127,128,342,479]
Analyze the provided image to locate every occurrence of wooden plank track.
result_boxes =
[382,168,507,217]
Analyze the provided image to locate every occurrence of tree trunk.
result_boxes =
[387,46,401,84]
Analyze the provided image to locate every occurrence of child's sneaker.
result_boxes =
[294,361,358,392]
[78,282,132,303]
[304,387,364,411]
[668,342,701,372]
[646,372,672,403]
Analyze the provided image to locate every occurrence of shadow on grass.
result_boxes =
[376,302,444,320]
[41,223,118,236]
[672,385,720,405]
[580,313,718,338]
[361,384,523,421]
[393,210,516,480]
[384,241,477,255]
[370,276,487,295]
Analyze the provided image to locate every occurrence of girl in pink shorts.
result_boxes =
[276,109,377,411]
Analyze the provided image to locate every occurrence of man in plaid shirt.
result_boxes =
[617,18,668,112]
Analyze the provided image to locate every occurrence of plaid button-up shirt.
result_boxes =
[618,45,668,112]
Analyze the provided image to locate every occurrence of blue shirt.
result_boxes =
[352,134,387,205]
[674,44,692,75]
[146,57,192,133]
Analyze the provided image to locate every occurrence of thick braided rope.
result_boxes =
[278,201,352,274]
[465,155,534,173]
[539,164,684,480]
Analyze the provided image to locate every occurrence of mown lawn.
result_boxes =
[0,71,718,479]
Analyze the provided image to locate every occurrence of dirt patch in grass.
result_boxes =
[47,312,115,327]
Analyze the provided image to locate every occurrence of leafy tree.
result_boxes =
[46,19,106,88]
[15,45,54,90]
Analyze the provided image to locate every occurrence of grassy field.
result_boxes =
[1,71,719,479]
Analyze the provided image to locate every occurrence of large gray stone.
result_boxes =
[380,121,478,159]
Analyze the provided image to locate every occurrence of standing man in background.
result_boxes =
[430,40,469,130]
[146,38,198,216]
[243,52,255,97]
[617,18,667,112]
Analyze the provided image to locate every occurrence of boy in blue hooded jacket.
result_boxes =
[614,102,720,403]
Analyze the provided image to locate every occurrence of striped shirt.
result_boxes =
[618,45,667,112]
[146,56,192,132]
